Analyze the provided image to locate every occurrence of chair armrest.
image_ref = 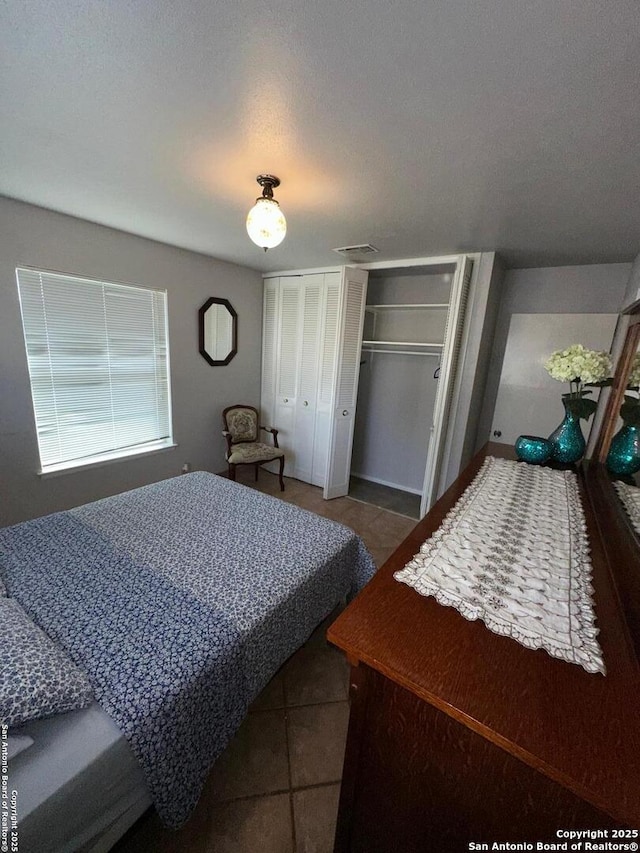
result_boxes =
[222,430,234,454]
[260,425,279,448]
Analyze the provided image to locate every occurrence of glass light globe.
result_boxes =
[246,198,287,250]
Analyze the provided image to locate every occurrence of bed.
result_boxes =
[1,472,376,853]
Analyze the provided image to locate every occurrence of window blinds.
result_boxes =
[16,268,173,472]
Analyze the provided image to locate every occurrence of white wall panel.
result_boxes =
[491,313,618,445]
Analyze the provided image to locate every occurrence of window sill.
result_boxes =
[38,441,178,479]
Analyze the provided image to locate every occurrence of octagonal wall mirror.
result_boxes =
[198,298,237,366]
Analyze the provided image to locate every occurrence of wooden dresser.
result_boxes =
[328,443,640,852]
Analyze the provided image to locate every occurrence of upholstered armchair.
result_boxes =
[222,405,285,491]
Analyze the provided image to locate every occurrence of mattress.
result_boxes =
[8,703,150,853]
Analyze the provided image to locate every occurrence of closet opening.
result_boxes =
[349,263,457,519]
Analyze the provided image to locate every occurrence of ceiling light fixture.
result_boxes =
[246,174,287,251]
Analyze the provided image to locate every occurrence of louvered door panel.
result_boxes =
[274,279,301,475]
[298,281,322,400]
[294,277,323,482]
[336,278,366,407]
[318,278,340,405]
[261,279,279,428]
[312,274,341,486]
[277,283,300,398]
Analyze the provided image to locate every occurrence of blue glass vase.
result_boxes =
[606,424,640,476]
[514,435,552,465]
[548,398,586,464]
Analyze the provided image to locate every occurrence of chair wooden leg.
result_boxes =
[229,463,236,482]
[255,463,259,482]
[278,456,285,491]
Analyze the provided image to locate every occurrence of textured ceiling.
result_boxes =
[1,0,639,272]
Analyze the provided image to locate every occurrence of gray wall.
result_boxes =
[352,354,437,492]
[476,263,632,451]
[0,197,263,525]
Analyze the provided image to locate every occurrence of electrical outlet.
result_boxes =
[181,463,191,474]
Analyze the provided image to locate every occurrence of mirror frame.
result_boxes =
[584,304,640,646]
[198,297,237,366]
[593,311,640,464]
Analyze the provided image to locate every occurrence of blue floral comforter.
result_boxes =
[0,473,375,826]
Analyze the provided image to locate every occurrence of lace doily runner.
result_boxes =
[394,456,605,674]
[614,481,640,535]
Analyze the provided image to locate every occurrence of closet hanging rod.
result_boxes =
[361,347,441,357]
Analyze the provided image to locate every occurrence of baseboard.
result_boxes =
[350,471,422,496]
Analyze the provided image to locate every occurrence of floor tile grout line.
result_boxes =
[291,779,342,794]
[250,697,350,714]
[284,705,297,853]
[213,779,344,806]
[341,493,418,520]
[213,787,291,804]
[287,696,349,710]
[288,788,297,852]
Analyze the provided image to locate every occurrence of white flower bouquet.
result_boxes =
[544,343,612,421]
[627,352,640,390]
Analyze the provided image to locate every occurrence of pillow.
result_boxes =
[7,733,34,761]
[0,598,93,727]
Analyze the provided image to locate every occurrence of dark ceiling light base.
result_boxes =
[255,175,280,199]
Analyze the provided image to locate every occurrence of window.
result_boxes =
[16,268,173,474]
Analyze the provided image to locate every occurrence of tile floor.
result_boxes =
[112,471,417,853]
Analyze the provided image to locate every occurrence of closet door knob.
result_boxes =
[283,398,289,403]
[342,410,349,416]
[303,401,309,407]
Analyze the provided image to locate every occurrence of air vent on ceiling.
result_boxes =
[332,243,380,256]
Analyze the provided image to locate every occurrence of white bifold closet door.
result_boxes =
[295,273,343,486]
[293,277,322,482]
[314,278,342,487]
[293,272,346,486]
[324,267,369,499]
[261,268,368,492]
[420,255,473,515]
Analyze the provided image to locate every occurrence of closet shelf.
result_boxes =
[362,340,444,348]
[365,303,449,312]
[361,346,441,357]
